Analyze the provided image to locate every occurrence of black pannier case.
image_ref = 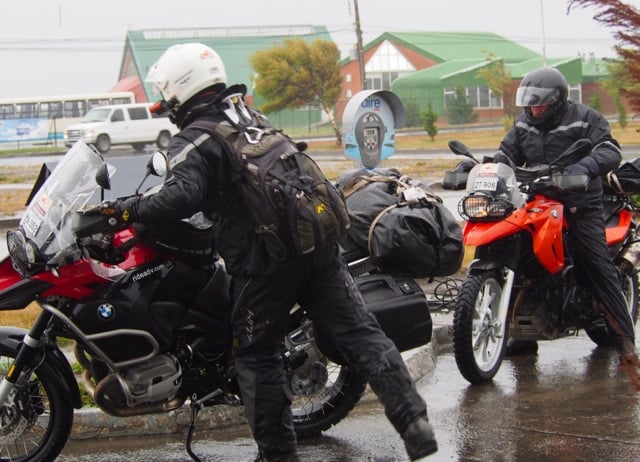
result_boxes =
[356,273,432,352]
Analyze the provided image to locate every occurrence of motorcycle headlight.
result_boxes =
[458,194,514,221]
[7,229,44,276]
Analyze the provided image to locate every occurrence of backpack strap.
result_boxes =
[186,118,245,183]
[342,175,406,198]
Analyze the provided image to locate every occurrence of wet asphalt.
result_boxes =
[56,326,640,462]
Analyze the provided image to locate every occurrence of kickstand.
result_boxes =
[186,401,203,462]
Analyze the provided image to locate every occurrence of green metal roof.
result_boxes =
[506,57,583,82]
[121,26,332,101]
[392,59,487,89]
[581,59,611,83]
[367,31,540,64]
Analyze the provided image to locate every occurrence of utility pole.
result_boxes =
[353,0,366,90]
[539,0,547,66]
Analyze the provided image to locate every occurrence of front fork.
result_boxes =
[0,310,53,405]
[498,268,516,335]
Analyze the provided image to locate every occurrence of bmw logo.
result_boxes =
[97,303,115,320]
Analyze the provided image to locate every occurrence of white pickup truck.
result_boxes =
[63,103,178,153]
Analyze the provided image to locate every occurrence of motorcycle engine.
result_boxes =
[94,354,182,410]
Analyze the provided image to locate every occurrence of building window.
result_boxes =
[363,39,414,90]
[568,84,581,103]
[366,71,404,91]
[345,74,352,83]
[444,86,503,109]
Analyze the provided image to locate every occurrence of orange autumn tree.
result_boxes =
[569,0,640,111]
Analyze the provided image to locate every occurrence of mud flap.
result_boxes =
[0,327,82,409]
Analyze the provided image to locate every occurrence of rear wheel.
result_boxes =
[131,143,146,152]
[290,361,366,437]
[0,351,74,461]
[286,316,367,437]
[453,270,508,384]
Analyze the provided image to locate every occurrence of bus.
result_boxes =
[0,91,136,147]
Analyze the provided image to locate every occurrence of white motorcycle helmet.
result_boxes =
[145,43,227,109]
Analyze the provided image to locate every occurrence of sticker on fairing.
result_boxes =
[21,211,42,236]
[473,176,498,191]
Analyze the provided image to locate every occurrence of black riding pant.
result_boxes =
[566,205,636,345]
[230,244,427,459]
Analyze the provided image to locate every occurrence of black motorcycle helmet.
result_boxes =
[516,67,568,129]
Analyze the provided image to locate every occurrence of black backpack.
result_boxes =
[189,109,350,261]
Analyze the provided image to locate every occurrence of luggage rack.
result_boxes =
[346,254,463,313]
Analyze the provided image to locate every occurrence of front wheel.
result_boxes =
[453,270,508,384]
[0,351,74,461]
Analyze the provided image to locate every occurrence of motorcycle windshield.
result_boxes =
[19,140,116,263]
[465,163,524,208]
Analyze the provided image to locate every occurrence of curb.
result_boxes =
[69,318,454,440]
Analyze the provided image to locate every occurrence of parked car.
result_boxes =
[64,103,177,153]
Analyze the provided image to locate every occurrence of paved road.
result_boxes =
[57,332,640,462]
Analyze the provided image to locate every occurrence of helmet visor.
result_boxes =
[515,86,559,107]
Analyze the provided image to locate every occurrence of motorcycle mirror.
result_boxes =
[448,140,477,162]
[135,152,169,195]
[95,163,112,190]
[147,151,169,178]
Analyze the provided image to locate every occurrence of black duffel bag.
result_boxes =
[337,168,464,278]
[606,158,640,194]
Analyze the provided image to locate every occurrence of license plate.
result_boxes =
[21,211,42,236]
[473,176,498,191]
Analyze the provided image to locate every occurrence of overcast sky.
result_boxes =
[0,0,637,100]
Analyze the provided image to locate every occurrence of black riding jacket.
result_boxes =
[497,101,622,206]
[126,88,261,277]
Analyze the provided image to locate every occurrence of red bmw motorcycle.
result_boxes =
[445,139,640,385]
[0,141,432,461]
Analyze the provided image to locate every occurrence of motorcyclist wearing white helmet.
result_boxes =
[100,42,438,462]
[494,67,637,365]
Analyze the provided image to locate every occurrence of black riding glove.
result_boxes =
[563,157,599,179]
[97,198,137,224]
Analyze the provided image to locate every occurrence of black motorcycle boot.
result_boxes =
[504,338,538,356]
[401,415,438,460]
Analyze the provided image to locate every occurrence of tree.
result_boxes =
[476,53,516,120]
[422,101,438,142]
[568,0,640,111]
[447,87,478,125]
[404,100,423,127]
[588,90,603,112]
[616,95,629,129]
[251,38,343,144]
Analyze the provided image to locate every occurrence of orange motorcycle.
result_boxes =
[446,139,640,384]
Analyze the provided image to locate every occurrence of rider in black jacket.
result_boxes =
[494,67,637,361]
[99,43,438,462]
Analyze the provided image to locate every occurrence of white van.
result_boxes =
[63,103,178,153]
